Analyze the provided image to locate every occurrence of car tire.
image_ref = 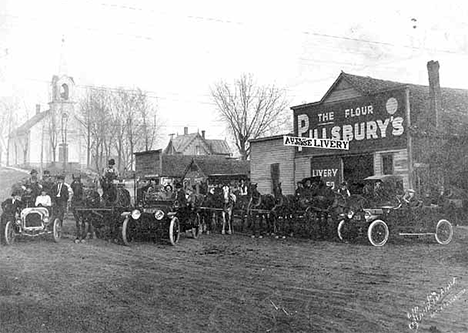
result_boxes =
[367,219,389,247]
[435,219,453,245]
[121,216,134,246]
[52,218,62,243]
[169,217,180,246]
[3,220,16,246]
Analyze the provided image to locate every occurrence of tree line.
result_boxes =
[77,87,162,174]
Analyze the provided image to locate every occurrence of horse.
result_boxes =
[296,180,336,239]
[99,176,131,208]
[198,185,236,235]
[247,183,276,237]
[70,175,98,243]
[221,185,236,235]
[271,182,296,237]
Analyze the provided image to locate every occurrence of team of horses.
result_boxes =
[190,179,366,239]
[70,175,131,242]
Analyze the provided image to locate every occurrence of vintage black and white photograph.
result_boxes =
[1,0,468,332]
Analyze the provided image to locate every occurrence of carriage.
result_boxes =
[1,203,62,245]
[71,175,132,243]
[336,175,454,246]
[119,176,202,246]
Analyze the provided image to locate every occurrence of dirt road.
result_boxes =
[1,221,468,333]
[1,167,467,333]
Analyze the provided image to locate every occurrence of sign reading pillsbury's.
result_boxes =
[283,136,349,150]
[293,90,407,153]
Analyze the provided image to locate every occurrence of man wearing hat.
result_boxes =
[22,169,43,207]
[41,170,55,196]
[103,159,119,182]
[51,174,69,221]
[1,190,23,224]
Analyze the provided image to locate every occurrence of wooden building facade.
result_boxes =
[250,61,468,196]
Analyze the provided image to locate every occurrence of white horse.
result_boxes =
[221,185,237,235]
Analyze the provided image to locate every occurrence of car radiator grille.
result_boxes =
[25,213,43,228]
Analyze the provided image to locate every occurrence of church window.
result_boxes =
[60,83,69,100]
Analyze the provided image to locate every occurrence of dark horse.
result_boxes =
[99,176,131,208]
[297,180,336,239]
[272,182,297,237]
[247,183,276,238]
[70,175,101,243]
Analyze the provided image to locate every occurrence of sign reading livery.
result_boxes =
[293,89,407,154]
[283,136,349,150]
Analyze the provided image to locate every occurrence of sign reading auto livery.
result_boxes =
[293,89,407,154]
[283,136,349,150]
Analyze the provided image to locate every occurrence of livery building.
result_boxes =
[250,61,468,195]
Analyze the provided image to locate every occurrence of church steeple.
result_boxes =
[58,35,68,76]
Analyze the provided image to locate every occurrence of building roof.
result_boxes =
[10,110,50,137]
[292,71,468,136]
[163,131,231,155]
[153,154,249,178]
[249,133,294,143]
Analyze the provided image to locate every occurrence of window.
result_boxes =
[382,154,394,175]
[60,83,69,100]
[270,163,280,191]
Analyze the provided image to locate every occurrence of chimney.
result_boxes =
[184,126,188,135]
[427,60,441,129]
[35,104,41,114]
[201,130,205,139]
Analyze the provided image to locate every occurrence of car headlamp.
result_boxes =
[43,217,49,224]
[347,210,354,219]
[154,210,165,220]
[131,209,141,220]
[364,210,372,220]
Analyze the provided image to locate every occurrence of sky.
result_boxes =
[1,0,468,150]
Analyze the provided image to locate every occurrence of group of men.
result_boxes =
[3,169,71,221]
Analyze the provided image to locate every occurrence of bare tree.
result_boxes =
[0,98,20,166]
[211,74,290,160]
[78,87,162,174]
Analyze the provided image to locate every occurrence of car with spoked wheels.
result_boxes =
[1,206,62,245]
[337,175,454,247]
[120,176,201,246]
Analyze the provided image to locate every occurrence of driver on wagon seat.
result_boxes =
[103,159,119,181]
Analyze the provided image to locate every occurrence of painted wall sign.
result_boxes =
[294,89,407,154]
[283,136,349,150]
[311,156,342,189]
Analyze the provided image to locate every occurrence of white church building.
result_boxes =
[8,74,87,173]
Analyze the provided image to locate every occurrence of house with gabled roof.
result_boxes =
[250,60,468,196]
[163,127,231,157]
[134,149,249,190]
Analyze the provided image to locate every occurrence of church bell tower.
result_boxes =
[48,36,76,170]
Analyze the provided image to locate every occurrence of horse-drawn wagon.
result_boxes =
[119,176,202,246]
[336,175,454,246]
[71,175,132,243]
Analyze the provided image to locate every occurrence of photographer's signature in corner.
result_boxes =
[407,277,466,330]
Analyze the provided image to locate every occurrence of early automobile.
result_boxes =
[337,175,453,247]
[120,176,201,246]
[1,205,62,245]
